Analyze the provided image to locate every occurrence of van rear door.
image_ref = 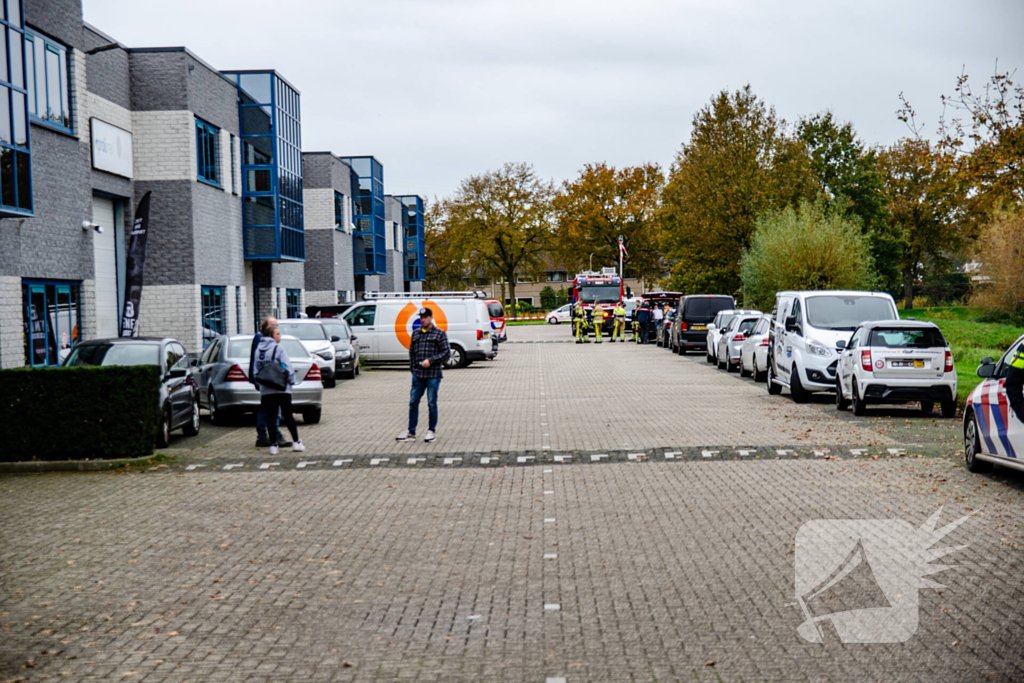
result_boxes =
[343,304,379,359]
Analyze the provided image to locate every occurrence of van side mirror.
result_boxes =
[785,315,799,333]
[350,336,358,343]
[977,361,996,378]
[330,335,341,342]
[835,340,846,350]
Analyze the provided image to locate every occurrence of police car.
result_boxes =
[963,333,1024,474]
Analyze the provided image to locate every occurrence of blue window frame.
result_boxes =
[286,289,299,318]
[23,279,80,367]
[235,285,242,333]
[201,285,225,348]
[399,195,426,282]
[195,118,220,186]
[24,29,70,134]
[224,70,304,261]
[334,190,345,230]
[341,156,386,275]
[275,288,281,316]
[229,133,237,194]
[0,1,31,217]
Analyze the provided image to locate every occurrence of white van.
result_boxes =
[341,292,496,368]
[766,290,899,402]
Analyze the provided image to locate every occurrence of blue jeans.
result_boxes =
[256,402,283,439]
[408,375,442,434]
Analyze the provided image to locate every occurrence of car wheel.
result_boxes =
[754,359,766,383]
[303,408,322,424]
[717,353,726,370]
[851,378,866,416]
[182,393,201,436]
[964,410,992,473]
[790,367,809,403]
[343,369,357,380]
[156,406,172,448]
[941,399,957,418]
[355,362,361,376]
[324,375,337,389]
[209,389,227,426]
[767,362,782,395]
[445,345,468,369]
[835,376,850,411]
[920,401,934,414]
[739,357,750,377]
[548,317,557,325]
[679,345,686,355]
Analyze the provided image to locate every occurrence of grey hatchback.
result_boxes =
[192,335,324,425]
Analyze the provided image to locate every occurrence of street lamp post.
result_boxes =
[589,253,594,271]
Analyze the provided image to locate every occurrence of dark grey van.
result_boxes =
[673,295,736,354]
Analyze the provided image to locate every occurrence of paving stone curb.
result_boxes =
[0,454,164,473]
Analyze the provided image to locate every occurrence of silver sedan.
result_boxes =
[716,314,762,372]
[191,334,324,425]
[739,315,772,381]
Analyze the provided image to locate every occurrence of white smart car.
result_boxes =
[835,320,957,417]
[705,309,759,363]
[716,312,762,372]
[739,315,772,381]
[547,304,572,324]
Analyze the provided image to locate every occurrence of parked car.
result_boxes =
[487,300,507,343]
[63,337,200,448]
[192,334,324,425]
[547,303,572,325]
[673,295,735,355]
[706,309,759,363]
[278,319,338,388]
[318,318,361,380]
[657,308,677,347]
[963,333,1024,473]
[835,321,957,417]
[767,290,900,402]
[716,313,762,371]
[305,304,354,319]
[739,315,772,381]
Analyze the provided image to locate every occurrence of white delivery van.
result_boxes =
[341,291,496,368]
[766,290,899,402]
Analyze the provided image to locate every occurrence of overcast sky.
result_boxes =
[85,0,1024,201]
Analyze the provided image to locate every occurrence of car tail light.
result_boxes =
[680,322,688,331]
[306,364,322,382]
[225,364,248,382]
[477,329,484,340]
[732,333,745,341]
[861,350,873,372]
[759,338,770,347]
[944,349,954,373]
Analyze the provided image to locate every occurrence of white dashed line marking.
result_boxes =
[185,464,205,470]
[543,490,554,495]
[701,450,719,459]
[466,614,482,621]
[370,458,389,466]
[546,678,567,683]
[332,459,353,467]
[518,456,535,463]
[776,449,794,456]
[443,457,462,465]
[850,448,868,455]
[591,454,607,462]
[296,461,317,468]
[544,518,556,523]
[543,469,553,473]
[737,449,756,456]
[544,603,561,611]
[813,450,830,457]
[223,464,243,470]
[664,451,681,459]
[543,553,558,560]
[888,448,906,455]
[407,457,425,465]
[627,452,645,460]
[258,463,280,470]
[553,455,572,463]
[480,457,495,465]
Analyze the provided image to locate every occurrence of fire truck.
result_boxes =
[570,268,625,334]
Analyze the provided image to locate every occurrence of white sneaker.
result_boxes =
[424,430,436,443]
[396,431,416,442]
[269,444,279,455]
[292,441,305,452]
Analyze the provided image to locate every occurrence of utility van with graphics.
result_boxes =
[766,290,899,402]
[341,291,495,368]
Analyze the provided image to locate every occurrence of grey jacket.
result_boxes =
[254,336,296,395]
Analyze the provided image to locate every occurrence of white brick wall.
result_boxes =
[70,49,86,143]
[80,279,97,343]
[0,276,22,369]
[132,111,196,181]
[138,284,202,354]
[84,92,132,135]
[302,188,336,231]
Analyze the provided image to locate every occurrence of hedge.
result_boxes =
[2,365,162,462]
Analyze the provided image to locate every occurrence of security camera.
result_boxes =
[82,220,103,233]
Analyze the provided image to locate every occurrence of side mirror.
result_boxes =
[977,362,996,379]
[707,323,716,330]
[330,335,341,342]
[350,336,358,343]
[835,340,847,350]
[785,315,799,333]
[189,357,199,367]
[166,367,187,380]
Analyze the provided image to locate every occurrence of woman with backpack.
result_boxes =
[254,325,305,455]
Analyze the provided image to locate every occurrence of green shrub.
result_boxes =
[740,200,878,311]
[516,300,536,315]
[539,286,558,310]
[556,288,571,307]
[1,365,162,461]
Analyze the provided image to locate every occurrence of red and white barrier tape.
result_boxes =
[508,316,547,321]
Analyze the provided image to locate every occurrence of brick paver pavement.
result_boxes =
[3,325,1022,682]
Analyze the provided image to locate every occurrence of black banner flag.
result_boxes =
[120,191,152,337]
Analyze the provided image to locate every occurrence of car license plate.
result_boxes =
[892,360,923,368]
[692,325,706,330]
[914,360,924,368]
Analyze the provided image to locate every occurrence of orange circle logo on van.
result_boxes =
[395,301,449,350]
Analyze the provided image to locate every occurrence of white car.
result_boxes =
[767,290,900,402]
[706,309,759,363]
[835,320,957,417]
[963,334,1024,473]
[739,315,772,381]
[547,303,572,324]
[277,319,338,388]
[716,313,762,371]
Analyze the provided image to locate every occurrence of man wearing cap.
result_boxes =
[396,307,451,443]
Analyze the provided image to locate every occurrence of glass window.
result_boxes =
[805,295,898,331]
[683,297,733,321]
[321,322,349,340]
[286,289,300,318]
[22,31,71,131]
[195,118,220,185]
[65,342,160,368]
[344,305,376,327]
[334,191,345,229]
[0,9,29,217]
[23,280,79,367]
[201,285,225,347]
[278,322,326,341]
[868,327,946,349]
[229,134,237,193]
[235,285,242,333]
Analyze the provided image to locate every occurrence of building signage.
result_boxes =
[90,118,133,178]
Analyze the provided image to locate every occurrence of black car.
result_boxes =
[63,337,200,447]
[673,295,736,354]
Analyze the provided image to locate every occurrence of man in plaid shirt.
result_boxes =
[396,307,450,443]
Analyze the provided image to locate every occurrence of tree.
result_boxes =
[971,206,1024,315]
[552,162,664,284]
[424,199,466,291]
[442,163,554,305]
[741,201,877,311]
[878,139,968,309]
[539,286,558,310]
[797,112,902,294]
[661,85,816,295]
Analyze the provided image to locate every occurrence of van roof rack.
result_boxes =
[362,291,487,300]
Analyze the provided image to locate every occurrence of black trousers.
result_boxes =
[259,393,299,444]
[639,322,649,344]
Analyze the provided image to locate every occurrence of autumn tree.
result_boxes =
[661,85,816,295]
[796,112,902,294]
[552,162,664,285]
[424,199,467,291]
[443,162,554,305]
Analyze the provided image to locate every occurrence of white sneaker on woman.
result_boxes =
[424,430,436,443]
[269,444,279,455]
[292,441,305,452]
[396,431,416,442]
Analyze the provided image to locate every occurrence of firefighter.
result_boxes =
[591,302,605,343]
[573,300,588,343]
[612,302,627,342]
[1008,340,1024,424]
[636,302,651,344]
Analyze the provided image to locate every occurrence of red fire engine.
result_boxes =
[570,269,624,333]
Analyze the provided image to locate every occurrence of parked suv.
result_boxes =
[835,320,957,416]
[673,295,735,355]
[767,290,899,402]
